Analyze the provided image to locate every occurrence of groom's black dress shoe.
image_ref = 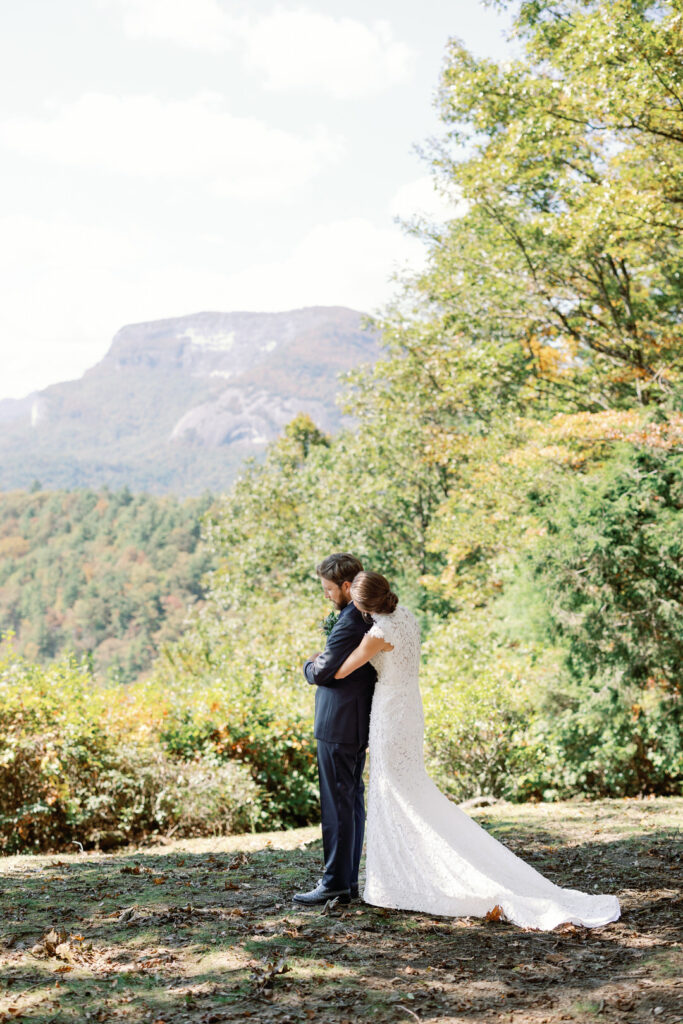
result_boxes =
[311,877,360,901]
[292,884,351,906]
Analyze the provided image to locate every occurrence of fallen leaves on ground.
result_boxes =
[484,905,504,922]
[0,798,681,1023]
[250,954,291,996]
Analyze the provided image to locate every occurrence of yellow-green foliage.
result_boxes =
[421,612,556,802]
[5,0,683,853]
[0,647,259,852]
[0,595,332,852]
[148,597,323,828]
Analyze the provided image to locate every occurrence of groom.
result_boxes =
[293,552,376,906]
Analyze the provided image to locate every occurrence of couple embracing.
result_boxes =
[293,553,620,931]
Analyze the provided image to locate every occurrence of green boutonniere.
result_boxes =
[320,610,339,638]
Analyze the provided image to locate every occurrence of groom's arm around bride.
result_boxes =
[303,601,375,740]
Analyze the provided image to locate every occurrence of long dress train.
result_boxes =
[363,606,620,931]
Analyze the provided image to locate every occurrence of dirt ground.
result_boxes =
[0,797,681,1024]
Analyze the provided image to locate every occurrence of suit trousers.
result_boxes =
[316,739,367,892]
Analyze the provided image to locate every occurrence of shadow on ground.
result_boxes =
[0,798,681,1023]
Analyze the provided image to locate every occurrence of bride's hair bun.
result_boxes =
[350,571,399,615]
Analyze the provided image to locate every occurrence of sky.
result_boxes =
[0,0,515,400]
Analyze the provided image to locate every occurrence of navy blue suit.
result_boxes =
[304,602,376,891]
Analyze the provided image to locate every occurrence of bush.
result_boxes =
[137,751,259,838]
[151,597,322,829]
[160,693,318,830]
[420,613,550,802]
[515,676,683,801]
[527,445,683,691]
[0,649,259,852]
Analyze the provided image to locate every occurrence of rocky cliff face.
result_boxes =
[0,307,379,495]
[169,387,331,447]
[105,309,313,374]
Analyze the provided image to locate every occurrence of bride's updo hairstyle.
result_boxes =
[350,571,399,615]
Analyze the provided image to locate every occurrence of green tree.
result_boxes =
[526,444,683,690]
[425,0,683,408]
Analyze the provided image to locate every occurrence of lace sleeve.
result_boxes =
[368,615,390,643]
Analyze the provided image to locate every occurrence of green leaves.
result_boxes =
[320,611,340,638]
[429,0,683,409]
[6,0,678,833]
[508,443,683,797]
[526,445,683,689]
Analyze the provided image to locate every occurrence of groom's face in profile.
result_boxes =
[320,576,352,610]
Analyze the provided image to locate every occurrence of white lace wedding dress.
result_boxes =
[363,605,621,930]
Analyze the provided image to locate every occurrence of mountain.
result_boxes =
[0,307,379,495]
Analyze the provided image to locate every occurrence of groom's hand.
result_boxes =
[304,607,371,687]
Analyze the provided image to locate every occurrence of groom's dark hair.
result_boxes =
[316,552,364,586]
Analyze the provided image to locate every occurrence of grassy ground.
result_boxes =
[0,797,681,1024]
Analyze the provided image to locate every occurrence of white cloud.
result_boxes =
[0,92,343,199]
[107,0,242,51]
[0,213,425,398]
[244,11,416,99]
[105,1,415,98]
[0,214,244,398]
[389,175,469,223]
[218,217,425,311]
[0,215,146,398]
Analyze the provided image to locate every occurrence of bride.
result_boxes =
[334,571,621,931]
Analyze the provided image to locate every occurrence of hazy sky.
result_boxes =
[0,0,515,399]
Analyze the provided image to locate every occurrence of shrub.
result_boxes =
[420,613,550,802]
[509,444,683,799]
[527,445,683,692]
[160,695,318,830]
[515,676,683,801]
[0,649,259,852]
[152,598,322,829]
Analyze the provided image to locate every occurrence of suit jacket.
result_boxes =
[303,601,376,746]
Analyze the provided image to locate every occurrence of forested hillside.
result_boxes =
[2,0,681,852]
[0,489,214,682]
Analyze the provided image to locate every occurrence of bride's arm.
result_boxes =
[334,633,393,679]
